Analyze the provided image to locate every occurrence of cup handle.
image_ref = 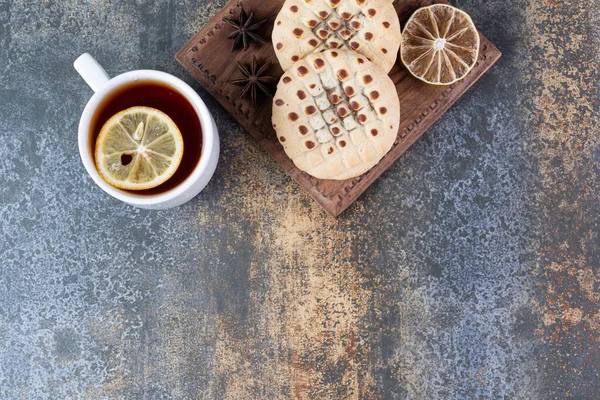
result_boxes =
[74,53,111,93]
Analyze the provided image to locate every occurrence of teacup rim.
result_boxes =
[78,69,216,206]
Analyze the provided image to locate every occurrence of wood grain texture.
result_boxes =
[176,0,501,216]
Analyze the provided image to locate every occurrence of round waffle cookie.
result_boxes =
[272,0,401,73]
[272,49,400,180]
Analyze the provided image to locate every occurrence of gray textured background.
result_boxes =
[1,0,599,398]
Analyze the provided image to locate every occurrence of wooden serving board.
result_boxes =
[176,0,501,216]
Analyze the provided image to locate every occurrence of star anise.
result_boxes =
[222,7,267,52]
[229,56,275,107]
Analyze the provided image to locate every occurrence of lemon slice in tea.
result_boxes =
[95,106,184,191]
[401,4,480,85]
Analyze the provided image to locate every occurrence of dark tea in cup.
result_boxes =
[90,80,203,195]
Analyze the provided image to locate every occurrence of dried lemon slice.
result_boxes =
[95,106,184,190]
[401,4,480,85]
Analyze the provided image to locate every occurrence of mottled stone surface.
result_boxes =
[0,0,598,398]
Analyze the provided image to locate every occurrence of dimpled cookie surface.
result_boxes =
[273,0,401,73]
[272,49,400,180]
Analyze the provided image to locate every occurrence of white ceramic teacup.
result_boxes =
[74,53,219,209]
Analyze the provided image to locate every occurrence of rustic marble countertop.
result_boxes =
[1,0,598,398]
